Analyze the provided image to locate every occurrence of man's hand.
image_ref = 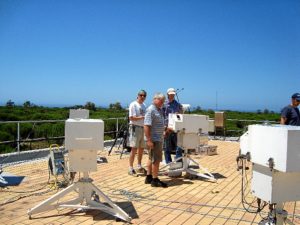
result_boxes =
[166,127,173,132]
[146,139,154,149]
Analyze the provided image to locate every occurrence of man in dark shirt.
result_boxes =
[280,93,300,126]
[163,88,183,164]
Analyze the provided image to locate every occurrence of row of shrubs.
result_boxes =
[0,106,280,153]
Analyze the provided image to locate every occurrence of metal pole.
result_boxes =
[175,88,184,103]
[116,118,119,136]
[17,122,20,154]
[216,91,218,111]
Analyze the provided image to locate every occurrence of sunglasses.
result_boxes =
[139,94,146,97]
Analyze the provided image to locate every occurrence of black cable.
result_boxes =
[239,158,272,224]
[107,188,264,224]
[240,159,264,213]
[0,158,51,195]
[0,169,51,206]
[0,150,66,205]
[98,179,266,215]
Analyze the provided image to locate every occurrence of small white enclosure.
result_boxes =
[168,114,209,133]
[68,149,98,172]
[241,124,300,173]
[177,133,200,150]
[168,114,209,150]
[65,119,104,172]
[208,120,215,132]
[69,109,89,119]
[251,163,300,203]
[239,131,250,156]
[65,119,104,151]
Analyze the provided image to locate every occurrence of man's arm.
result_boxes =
[280,117,287,125]
[144,125,153,149]
[129,115,144,121]
[280,107,289,125]
[129,104,144,121]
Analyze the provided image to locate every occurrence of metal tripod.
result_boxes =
[160,148,216,182]
[108,117,130,159]
[28,172,131,222]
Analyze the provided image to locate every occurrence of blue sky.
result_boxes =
[0,0,299,112]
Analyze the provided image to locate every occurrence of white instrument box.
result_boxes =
[242,125,300,173]
[168,114,209,134]
[65,119,104,172]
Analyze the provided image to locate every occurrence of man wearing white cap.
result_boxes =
[163,88,183,164]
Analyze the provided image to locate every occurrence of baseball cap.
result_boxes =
[167,88,176,95]
[291,93,300,101]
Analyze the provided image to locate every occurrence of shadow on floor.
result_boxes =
[29,201,137,223]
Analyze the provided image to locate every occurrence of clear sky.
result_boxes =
[0,0,299,112]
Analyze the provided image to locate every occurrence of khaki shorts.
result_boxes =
[148,142,163,163]
[128,125,145,148]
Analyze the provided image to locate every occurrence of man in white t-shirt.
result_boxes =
[128,90,147,176]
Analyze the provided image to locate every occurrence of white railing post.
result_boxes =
[116,118,119,135]
[17,122,20,154]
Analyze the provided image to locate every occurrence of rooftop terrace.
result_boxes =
[1,140,300,225]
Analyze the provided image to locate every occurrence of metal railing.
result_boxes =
[0,117,280,154]
[225,118,279,134]
[0,117,126,154]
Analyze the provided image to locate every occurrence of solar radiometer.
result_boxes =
[65,119,104,172]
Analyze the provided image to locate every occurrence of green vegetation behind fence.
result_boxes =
[0,106,281,154]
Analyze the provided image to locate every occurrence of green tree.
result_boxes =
[194,106,202,112]
[23,101,33,108]
[6,99,15,107]
[109,102,123,111]
[84,102,96,111]
[69,105,84,109]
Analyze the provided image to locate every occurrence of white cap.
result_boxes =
[167,88,176,95]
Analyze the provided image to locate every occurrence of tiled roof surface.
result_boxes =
[1,140,299,224]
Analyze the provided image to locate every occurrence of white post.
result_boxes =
[116,118,119,136]
[17,122,20,154]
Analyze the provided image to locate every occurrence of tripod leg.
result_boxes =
[160,157,183,170]
[108,136,119,156]
[89,183,132,222]
[189,158,199,166]
[186,168,216,182]
[120,127,130,159]
[28,183,78,216]
[119,139,126,159]
[108,120,128,156]
[117,137,123,150]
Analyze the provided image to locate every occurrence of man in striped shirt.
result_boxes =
[144,93,168,188]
